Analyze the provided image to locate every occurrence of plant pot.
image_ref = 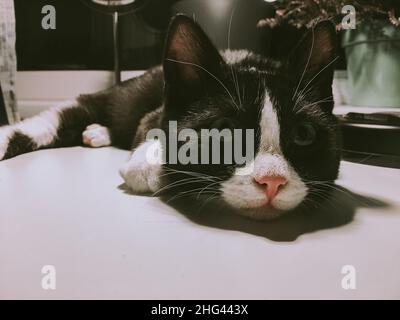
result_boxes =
[342,24,400,108]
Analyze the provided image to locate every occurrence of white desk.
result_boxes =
[0,147,399,299]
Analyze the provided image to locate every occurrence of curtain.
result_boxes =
[0,0,19,124]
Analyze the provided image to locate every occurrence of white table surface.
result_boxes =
[0,147,399,299]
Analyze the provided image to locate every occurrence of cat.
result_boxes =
[0,15,341,220]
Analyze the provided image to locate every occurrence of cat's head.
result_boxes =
[159,15,341,220]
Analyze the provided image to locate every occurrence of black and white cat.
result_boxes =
[0,15,341,220]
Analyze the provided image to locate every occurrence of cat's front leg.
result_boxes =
[119,140,163,194]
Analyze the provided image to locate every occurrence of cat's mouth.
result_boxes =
[220,185,306,220]
[219,194,289,220]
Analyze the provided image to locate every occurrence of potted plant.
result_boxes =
[258,0,400,108]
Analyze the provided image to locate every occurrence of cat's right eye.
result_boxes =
[292,122,317,147]
[211,118,236,130]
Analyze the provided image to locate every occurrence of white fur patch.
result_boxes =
[222,49,251,65]
[119,140,162,193]
[83,124,111,148]
[221,94,308,219]
[259,97,281,153]
[14,109,60,147]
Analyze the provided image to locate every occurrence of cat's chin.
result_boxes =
[232,204,288,221]
[219,196,302,220]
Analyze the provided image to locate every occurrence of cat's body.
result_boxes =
[0,16,341,219]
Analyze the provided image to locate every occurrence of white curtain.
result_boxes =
[0,0,19,124]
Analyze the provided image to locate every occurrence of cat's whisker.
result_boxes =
[154,166,224,196]
[157,171,214,183]
[293,83,326,111]
[292,27,315,102]
[294,96,334,113]
[230,67,241,109]
[174,180,222,197]
[196,181,222,199]
[152,177,216,196]
[304,181,375,207]
[235,69,242,108]
[302,195,334,211]
[162,167,223,180]
[227,3,242,110]
[303,187,339,209]
[166,188,220,203]
[198,193,221,211]
[296,55,340,101]
[226,4,241,109]
[166,59,241,111]
[227,0,240,51]
[307,189,335,199]
[300,198,319,212]
[166,171,223,183]
[255,76,263,106]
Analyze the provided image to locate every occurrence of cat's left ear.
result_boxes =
[163,15,226,106]
[289,20,337,96]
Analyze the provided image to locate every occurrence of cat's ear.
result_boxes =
[289,20,337,91]
[163,15,225,104]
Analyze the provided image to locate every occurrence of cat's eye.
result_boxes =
[212,118,235,130]
[292,122,317,146]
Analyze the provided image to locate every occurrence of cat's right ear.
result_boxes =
[163,15,225,108]
[288,21,337,96]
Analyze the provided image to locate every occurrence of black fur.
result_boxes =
[4,132,37,160]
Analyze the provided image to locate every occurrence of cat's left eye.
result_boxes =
[212,118,235,130]
[292,122,317,146]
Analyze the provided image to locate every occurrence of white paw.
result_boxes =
[82,124,111,148]
[120,162,161,194]
[119,140,163,194]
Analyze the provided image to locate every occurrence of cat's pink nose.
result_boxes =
[255,175,288,203]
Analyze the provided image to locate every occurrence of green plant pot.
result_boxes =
[342,25,400,107]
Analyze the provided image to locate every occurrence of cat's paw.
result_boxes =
[82,124,111,148]
[120,161,161,194]
[119,140,162,194]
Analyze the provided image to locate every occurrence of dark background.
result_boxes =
[14,0,346,71]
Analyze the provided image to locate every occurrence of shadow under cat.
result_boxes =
[159,185,389,242]
[119,182,389,242]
